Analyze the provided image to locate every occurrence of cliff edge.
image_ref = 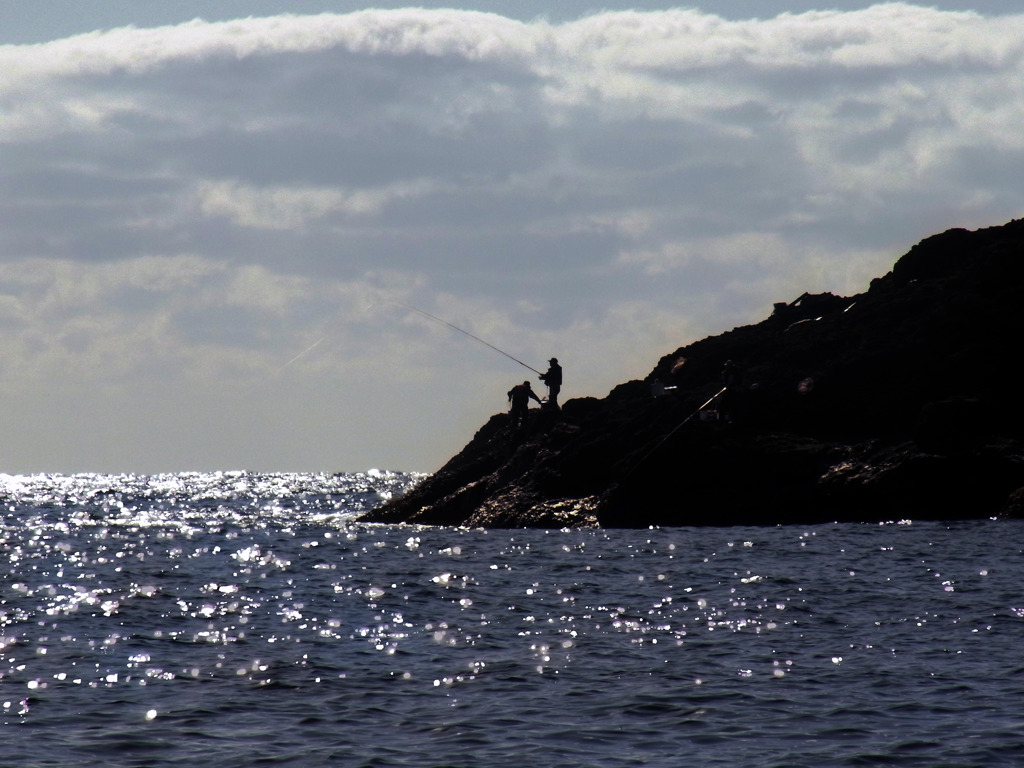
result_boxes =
[362,219,1024,527]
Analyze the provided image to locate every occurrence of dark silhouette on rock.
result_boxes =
[540,357,563,410]
[507,380,541,430]
[362,218,1024,528]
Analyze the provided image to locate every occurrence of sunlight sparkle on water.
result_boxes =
[3,471,1020,768]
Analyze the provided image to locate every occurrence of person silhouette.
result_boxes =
[719,360,742,423]
[507,380,541,429]
[540,357,562,409]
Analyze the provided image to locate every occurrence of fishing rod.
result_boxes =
[622,387,727,479]
[397,302,544,376]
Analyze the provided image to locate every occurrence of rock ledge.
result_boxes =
[362,219,1024,527]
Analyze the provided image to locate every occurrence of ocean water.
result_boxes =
[2,471,1023,767]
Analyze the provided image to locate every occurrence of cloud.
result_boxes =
[1,4,1023,472]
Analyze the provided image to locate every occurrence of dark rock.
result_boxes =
[361,218,1024,527]
[914,397,985,455]
[1001,486,1024,518]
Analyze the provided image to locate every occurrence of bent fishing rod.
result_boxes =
[396,302,544,376]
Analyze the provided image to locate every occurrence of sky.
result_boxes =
[1,1,1022,474]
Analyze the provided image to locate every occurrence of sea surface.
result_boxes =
[2,470,1023,767]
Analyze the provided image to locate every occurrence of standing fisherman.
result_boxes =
[507,381,542,429]
[540,357,562,409]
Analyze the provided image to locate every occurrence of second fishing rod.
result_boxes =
[397,302,545,376]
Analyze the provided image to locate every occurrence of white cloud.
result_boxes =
[193,178,442,228]
[196,181,358,228]
[1,4,1023,472]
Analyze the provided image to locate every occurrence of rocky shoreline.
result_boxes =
[361,219,1024,528]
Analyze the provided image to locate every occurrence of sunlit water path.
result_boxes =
[2,471,1023,766]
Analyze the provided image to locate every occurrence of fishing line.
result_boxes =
[277,336,326,373]
[275,301,377,374]
[396,302,543,375]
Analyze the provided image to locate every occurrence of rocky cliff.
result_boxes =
[362,219,1024,528]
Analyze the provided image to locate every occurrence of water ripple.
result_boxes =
[1,473,1023,766]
